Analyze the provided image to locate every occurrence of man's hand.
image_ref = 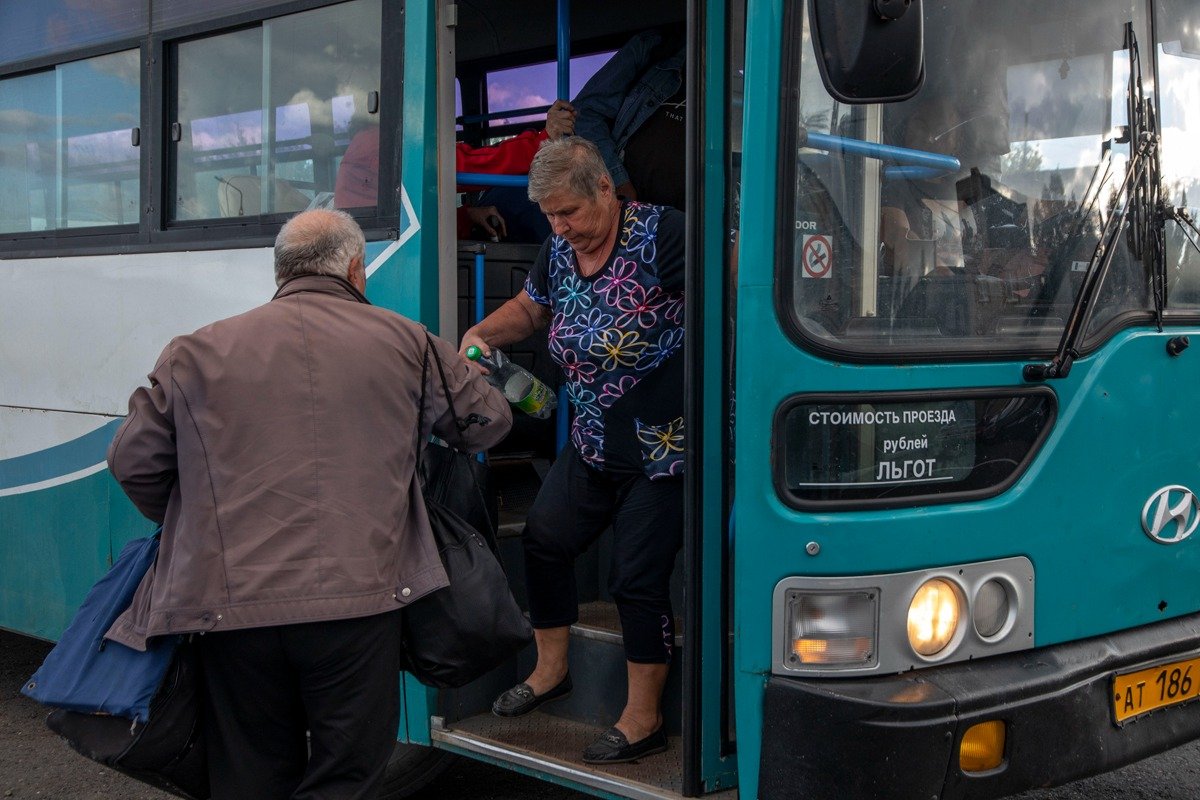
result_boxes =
[545,99,576,140]
[465,206,507,241]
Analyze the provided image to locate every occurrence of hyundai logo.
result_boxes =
[1141,485,1200,544]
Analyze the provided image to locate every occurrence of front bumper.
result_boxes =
[759,611,1200,800]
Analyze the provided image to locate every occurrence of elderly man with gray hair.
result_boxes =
[106,209,511,799]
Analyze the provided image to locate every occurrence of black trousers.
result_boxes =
[198,610,402,800]
[523,451,684,663]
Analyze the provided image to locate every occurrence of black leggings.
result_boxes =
[523,451,683,664]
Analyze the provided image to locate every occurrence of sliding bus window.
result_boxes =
[0,49,140,235]
[170,0,382,222]
[481,51,613,136]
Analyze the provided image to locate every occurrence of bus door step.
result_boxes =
[431,713,718,800]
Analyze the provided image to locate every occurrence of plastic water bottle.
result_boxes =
[465,346,557,419]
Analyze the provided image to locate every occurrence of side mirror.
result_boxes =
[808,0,925,104]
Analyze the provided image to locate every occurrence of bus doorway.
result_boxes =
[418,1,737,796]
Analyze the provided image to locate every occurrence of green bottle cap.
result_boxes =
[465,345,483,361]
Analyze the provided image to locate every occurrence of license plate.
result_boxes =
[1112,655,1200,724]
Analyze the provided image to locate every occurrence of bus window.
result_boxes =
[170,0,381,222]
[482,52,613,132]
[0,49,140,234]
[0,1,147,69]
[780,1,1152,359]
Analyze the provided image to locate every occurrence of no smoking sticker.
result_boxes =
[801,234,832,279]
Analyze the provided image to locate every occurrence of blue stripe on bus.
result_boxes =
[0,418,122,490]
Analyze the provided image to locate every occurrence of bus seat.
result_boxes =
[217,175,311,217]
[896,271,1009,337]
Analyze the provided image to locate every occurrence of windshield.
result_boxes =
[781,0,1152,358]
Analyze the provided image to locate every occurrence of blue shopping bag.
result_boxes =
[22,532,177,724]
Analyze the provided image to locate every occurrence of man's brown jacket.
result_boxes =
[105,275,511,650]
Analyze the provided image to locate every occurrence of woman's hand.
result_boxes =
[459,331,493,373]
[545,99,576,140]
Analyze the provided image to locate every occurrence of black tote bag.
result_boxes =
[419,427,496,554]
[400,336,532,688]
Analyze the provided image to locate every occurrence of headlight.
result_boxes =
[785,591,877,668]
[907,578,962,656]
[773,557,1033,676]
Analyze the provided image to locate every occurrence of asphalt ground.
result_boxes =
[3,629,1199,799]
[0,630,581,800]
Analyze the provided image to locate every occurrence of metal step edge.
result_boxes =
[570,621,626,645]
[571,623,683,648]
[430,717,686,800]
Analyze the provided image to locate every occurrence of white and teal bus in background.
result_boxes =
[6,0,1200,797]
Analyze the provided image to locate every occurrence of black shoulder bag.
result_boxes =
[400,335,532,688]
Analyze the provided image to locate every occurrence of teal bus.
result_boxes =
[4,0,1200,797]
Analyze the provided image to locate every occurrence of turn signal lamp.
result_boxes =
[959,720,1006,772]
[786,591,876,667]
[907,578,961,656]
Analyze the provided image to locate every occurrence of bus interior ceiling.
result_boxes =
[454,0,685,113]
[437,3,692,789]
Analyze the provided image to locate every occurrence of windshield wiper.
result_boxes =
[1024,23,1164,381]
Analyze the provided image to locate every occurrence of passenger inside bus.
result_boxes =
[873,83,1023,336]
[573,27,687,210]
[456,99,575,241]
[460,26,690,245]
[333,99,575,238]
[879,97,976,281]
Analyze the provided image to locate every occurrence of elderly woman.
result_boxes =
[459,137,684,764]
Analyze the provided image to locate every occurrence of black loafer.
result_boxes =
[581,726,667,764]
[491,673,572,717]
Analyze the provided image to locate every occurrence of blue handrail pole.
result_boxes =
[456,173,530,188]
[804,130,961,173]
[556,0,570,100]
[472,246,487,464]
[457,105,552,125]
[473,250,486,325]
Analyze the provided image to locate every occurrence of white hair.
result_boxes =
[274,209,366,287]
